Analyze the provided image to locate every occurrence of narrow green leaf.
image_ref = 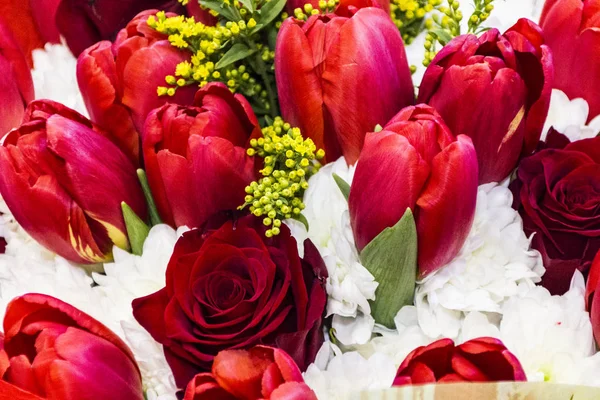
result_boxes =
[430,28,453,45]
[374,124,383,132]
[293,213,310,231]
[199,0,237,21]
[332,173,350,202]
[215,43,257,69]
[122,202,150,256]
[259,0,287,28]
[360,208,417,328]
[239,0,254,12]
[137,169,162,226]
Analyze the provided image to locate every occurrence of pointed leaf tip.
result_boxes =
[122,202,150,256]
[332,173,350,202]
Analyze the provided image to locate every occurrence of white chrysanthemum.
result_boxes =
[287,157,377,346]
[542,89,600,142]
[31,42,88,117]
[304,342,396,400]
[415,183,544,339]
[499,271,600,385]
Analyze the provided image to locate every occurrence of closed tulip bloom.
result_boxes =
[0,101,147,264]
[0,20,34,135]
[143,82,260,229]
[184,346,317,400]
[77,10,197,164]
[418,19,553,184]
[275,8,414,165]
[393,337,526,385]
[349,105,478,277]
[0,294,144,400]
[540,0,600,122]
[56,0,186,56]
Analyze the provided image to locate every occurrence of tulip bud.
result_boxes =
[275,8,414,165]
[349,105,478,277]
[142,82,259,228]
[77,10,197,165]
[540,0,600,123]
[0,100,147,264]
[0,293,144,400]
[417,18,553,184]
[0,20,34,136]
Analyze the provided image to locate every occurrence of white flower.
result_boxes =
[304,342,396,400]
[288,157,377,346]
[499,271,600,385]
[542,89,600,142]
[415,183,544,339]
[31,42,88,117]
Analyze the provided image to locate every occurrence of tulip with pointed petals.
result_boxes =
[349,105,478,277]
[540,0,600,122]
[275,8,414,165]
[184,346,317,400]
[0,294,144,400]
[76,10,197,164]
[0,20,34,136]
[142,82,260,229]
[418,19,553,184]
[0,100,147,264]
[393,337,526,385]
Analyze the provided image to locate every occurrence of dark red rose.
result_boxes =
[393,337,526,385]
[511,130,600,294]
[132,215,328,389]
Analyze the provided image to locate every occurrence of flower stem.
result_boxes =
[247,39,279,117]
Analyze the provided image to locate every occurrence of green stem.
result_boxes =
[247,39,279,118]
[137,169,162,226]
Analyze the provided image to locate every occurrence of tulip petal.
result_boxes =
[269,382,318,400]
[183,373,235,400]
[212,348,273,400]
[416,135,478,277]
[0,380,44,400]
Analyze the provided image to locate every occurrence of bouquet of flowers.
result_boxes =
[0,0,599,398]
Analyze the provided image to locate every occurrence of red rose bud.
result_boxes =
[76,10,197,165]
[0,294,144,400]
[541,0,600,122]
[56,0,186,56]
[275,8,414,165]
[587,252,600,347]
[418,19,553,184]
[142,82,260,228]
[0,101,147,264]
[184,346,317,400]
[349,105,478,277]
[132,215,328,388]
[0,20,34,136]
[511,131,600,295]
[394,337,526,385]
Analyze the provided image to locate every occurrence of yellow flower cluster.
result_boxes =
[390,0,441,44]
[292,0,339,20]
[240,117,325,237]
[468,0,494,32]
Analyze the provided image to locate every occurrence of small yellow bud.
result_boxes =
[167,88,176,96]
[157,87,168,96]
[247,148,256,156]
[248,18,257,29]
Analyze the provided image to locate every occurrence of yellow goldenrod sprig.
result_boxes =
[390,0,441,45]
[468,0,494,33]
[292,0,339,20]
[239,117,325,237]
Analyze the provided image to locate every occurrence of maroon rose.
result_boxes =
[132,215,327,388]
[511,130,600,294]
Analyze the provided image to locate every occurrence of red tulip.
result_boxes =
[77,10,197,165]
[184,346,317,400]
[0,100,147,264]
[275,8,414,165]
[540,0,600,122]
[0,294,144,400]
[56,0,186,57]
[418,19,553,184]
[0,0,60,67]
[394,337,526,385]
[0,20,34,136]
[349,105,477,277]
[142,82,259,229]
[586,251,600,346]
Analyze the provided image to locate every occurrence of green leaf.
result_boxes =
[122,202,150,256]
[239,0,254,12]
[215,43,257,69]
[137,169,162,226]
[199,0,237,21]
[259,0,287,28]
[293,213,310,231]
[332,173,350,202]
[360,208,417,328]
[374,124,383,132]
[430,28,454,45]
